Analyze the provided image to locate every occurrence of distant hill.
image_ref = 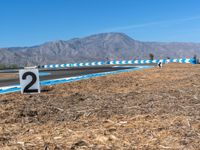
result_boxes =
[1,32,200,66]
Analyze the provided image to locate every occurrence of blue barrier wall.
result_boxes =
[42,58,196,69]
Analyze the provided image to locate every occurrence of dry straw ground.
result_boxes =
[0,73,17,80]
[0,63,200,149]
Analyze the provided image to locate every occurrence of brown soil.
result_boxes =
[0,63,200,149]
[0,73,18,80]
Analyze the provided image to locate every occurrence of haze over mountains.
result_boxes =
[0,33,200,66]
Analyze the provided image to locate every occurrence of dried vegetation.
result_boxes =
[0,63,200,149]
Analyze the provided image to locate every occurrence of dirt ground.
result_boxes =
[0,73,17,80]
[0,63,200,149]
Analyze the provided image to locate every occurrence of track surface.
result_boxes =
[0,66,137,87]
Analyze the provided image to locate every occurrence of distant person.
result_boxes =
[158,61,162,69]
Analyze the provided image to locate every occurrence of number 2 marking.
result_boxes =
[22,72,38,93]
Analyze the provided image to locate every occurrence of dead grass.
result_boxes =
[0,73,17,79]
[0,63,200,149]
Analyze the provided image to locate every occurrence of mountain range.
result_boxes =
[0,33,200,66]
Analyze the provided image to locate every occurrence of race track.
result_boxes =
[0,66,139,87]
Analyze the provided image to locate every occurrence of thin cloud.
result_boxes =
[106,16,200,32]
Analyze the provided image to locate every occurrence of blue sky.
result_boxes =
[1,0,200,47]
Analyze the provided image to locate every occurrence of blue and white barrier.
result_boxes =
[43,61,105,69]
[0,66,152,94]
[42,58,196,69]
[0,85,21,94]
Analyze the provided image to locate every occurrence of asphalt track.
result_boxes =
[0,66,140,87]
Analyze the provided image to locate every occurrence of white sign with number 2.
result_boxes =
[19,69,40,94]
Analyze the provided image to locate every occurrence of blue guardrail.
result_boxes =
[42,58,196,69]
